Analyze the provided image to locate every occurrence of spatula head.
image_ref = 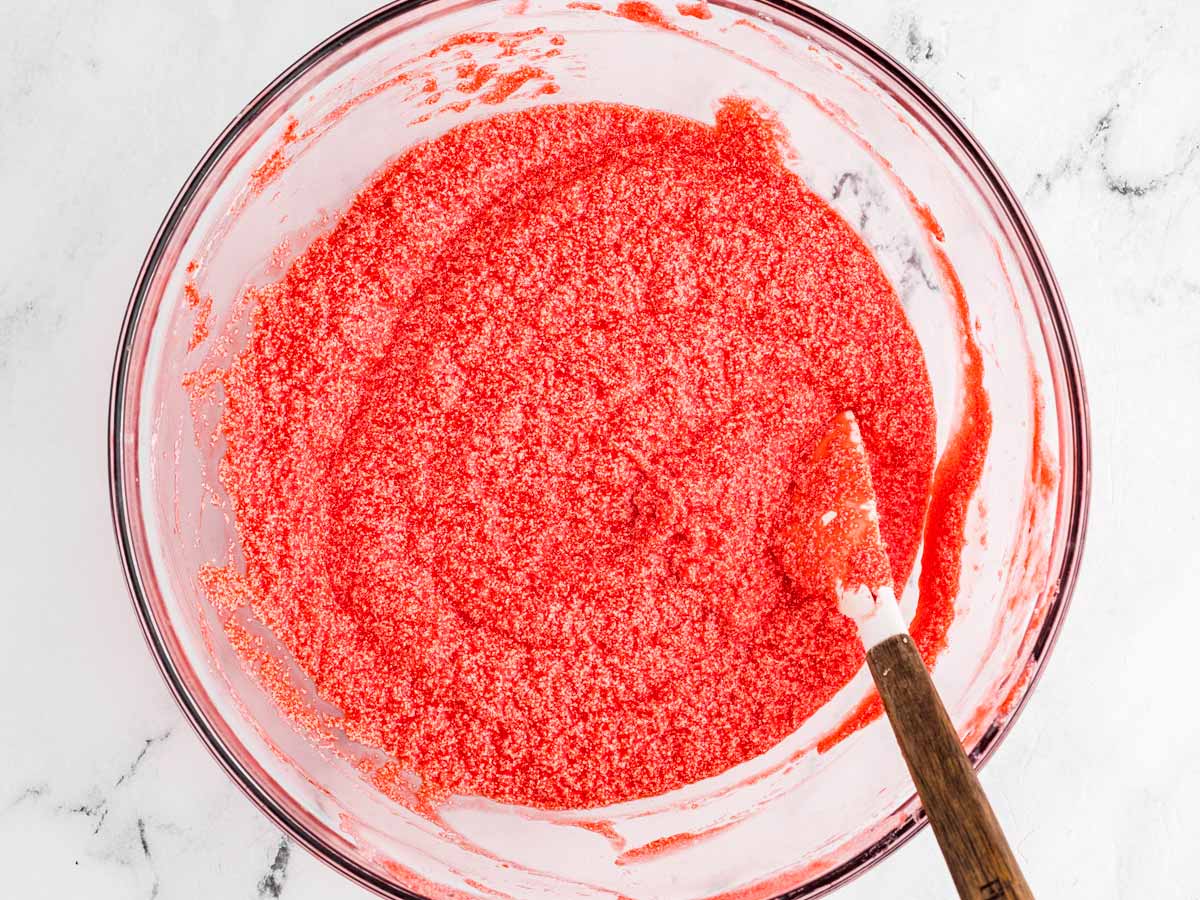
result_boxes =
[780,411,893,600]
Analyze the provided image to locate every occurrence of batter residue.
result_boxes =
[211,99,948,809]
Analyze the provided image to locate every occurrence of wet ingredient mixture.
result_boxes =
[212,99,948,809]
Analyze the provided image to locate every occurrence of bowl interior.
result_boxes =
[113,1,1086,897]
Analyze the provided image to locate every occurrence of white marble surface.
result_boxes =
[1,0,1196,896]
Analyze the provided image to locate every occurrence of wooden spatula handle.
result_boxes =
[867,633,1034,900]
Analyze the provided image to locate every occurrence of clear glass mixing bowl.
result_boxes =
[109,1,1089,897]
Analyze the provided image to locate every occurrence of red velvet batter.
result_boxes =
[780,411,894,598]
[216,99,940,809]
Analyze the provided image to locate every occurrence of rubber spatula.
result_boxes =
[782,411,1034,900]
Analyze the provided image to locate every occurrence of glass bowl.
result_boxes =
[109,1,1089,897]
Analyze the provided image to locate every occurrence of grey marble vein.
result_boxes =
[257,838,292,899]
[902,17,938,66]
[1028,102,1200,200]
[0,729,175,846]
[137,818,161,900]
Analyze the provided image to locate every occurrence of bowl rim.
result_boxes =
[108,1,1091,897]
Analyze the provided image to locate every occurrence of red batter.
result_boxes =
[780,411,894,598]
[215,99,941,809]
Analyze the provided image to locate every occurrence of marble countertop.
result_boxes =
[2,0,1196,896]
